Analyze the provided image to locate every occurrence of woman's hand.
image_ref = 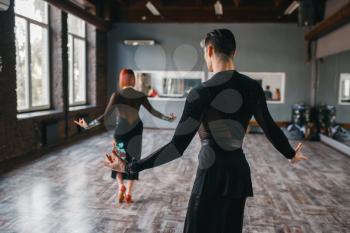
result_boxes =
[74,118,89,129]
[168,113,176,122]
[104,156,126,173]
[290,143,309,164]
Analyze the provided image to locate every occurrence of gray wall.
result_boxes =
[107,23,310,121]
[317,50,350,123]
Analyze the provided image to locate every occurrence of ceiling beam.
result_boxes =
[114,6,296,23]
[116,0,128,6]
[44,0,110,31]
[102,0,113,21]
[233,0,241,7]
[274,0,284,7]
[195,0,204,6]
[305,2,350,41]
[128,0,163,9]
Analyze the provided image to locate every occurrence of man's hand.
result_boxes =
[74,118,89,129]
[104,156,126,173]
[290,143,309,164]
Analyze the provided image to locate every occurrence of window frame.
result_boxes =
[338,73,350,105]
[15,3,50,113]
[67,16,88,107]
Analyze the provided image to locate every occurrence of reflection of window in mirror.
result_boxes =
[135,73,151,94]
[339,74,350,105]
[134,71,204,99]
[162,78,202,98]
[163,78,184,97]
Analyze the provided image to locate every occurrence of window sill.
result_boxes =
[69,105,96,112]
[17,109,62,120]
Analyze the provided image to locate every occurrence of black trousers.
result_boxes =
[184,194,246,233]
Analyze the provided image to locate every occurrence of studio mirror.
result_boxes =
[317,51,350,151]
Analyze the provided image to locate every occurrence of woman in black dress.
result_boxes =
[107,29,308,232]
[75,68,176,203]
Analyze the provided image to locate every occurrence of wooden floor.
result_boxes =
[0,129,350,233]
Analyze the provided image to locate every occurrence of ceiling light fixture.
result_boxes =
[284,0,300,15]
[146,1,161,16]
[214,1,223,16]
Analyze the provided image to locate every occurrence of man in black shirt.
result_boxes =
[264,85,273,100]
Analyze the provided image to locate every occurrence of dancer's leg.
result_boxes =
[116,172,124,187]
[183,195,246,233]
[125,180,135,203]
[117,173,126,203]
[126,180,134,195]
[224,197,246,233]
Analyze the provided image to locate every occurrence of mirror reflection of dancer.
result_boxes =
[75,68,176,203]
[147,85,159,97]
[274,88,281,101]
[264,85,273,100]
[107,29,308,232]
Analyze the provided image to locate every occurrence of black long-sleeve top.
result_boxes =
[95,87,169,125]
[128,70,295,173]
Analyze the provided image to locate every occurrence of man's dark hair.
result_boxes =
[204,28,236,61]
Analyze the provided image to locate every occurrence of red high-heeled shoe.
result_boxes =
[125,194,133,203]
[118,185,126,203]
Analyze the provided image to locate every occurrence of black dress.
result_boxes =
[127,70,296,232]
[97,87,168,180]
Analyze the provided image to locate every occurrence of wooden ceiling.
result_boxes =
[59,0,348,41]
[105,0,298,23]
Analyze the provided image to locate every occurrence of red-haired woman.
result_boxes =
[75,68,176,203]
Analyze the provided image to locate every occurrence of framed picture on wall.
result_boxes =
[242,72,286,104]
[207,72,286,104]
[339,73,350,105]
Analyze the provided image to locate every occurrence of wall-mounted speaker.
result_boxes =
[0,0,10,11]
[298,0,326,27]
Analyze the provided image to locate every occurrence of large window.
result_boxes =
[68,14,87,106]
[15,0,49,112]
